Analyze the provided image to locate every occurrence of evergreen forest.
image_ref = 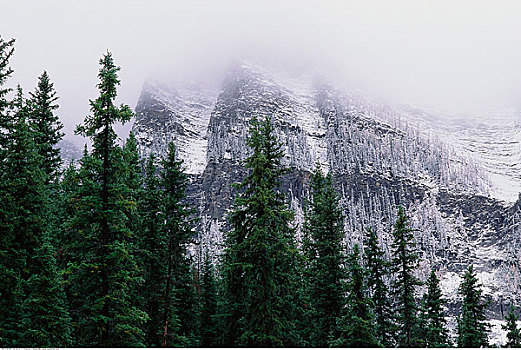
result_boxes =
[0,36,516,348]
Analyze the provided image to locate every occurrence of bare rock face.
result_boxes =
[132,61,521,344]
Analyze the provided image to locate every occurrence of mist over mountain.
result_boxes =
[6,1,521,346]
[131,61,521,343]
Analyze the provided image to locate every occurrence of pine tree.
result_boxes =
[456,265,489,348]
[19,239,72,347]
[503,304,521,348]
[0,36,15,149]
[390,206,422,347]
[199,251,219,347]
[121,131,142,234]
[302,165,346,346]
[28,71,64,184]
[334,244,379,347]
[0,87,45,344]
[0,86,71,347]
[139,153,168,346]
[159,142,197,346]
[62,148,100,345]
[0,38,15,342]
[0,38,16,344]
[69,52,147,346]
[423,269,451,347]
[363,226,394,346]
[221,116,298,347]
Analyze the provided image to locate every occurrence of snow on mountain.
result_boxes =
[132,61,521,341]
[134,79,219,174]
[396,105,521,202]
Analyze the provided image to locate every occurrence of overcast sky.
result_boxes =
[3,0,521,140]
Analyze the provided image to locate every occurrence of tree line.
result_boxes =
[0,36,519,347]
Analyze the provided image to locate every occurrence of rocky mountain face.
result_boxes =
[58,138,83,164]
[132,61,521,344]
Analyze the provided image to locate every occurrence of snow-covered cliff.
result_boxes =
[132,61,521,344]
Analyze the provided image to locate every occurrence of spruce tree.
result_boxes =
[423,269,451,347]
[121,131,142,234]
[0,38,16,344]
[363,226,394,346]
[302,165,346,346]
[221,116,298,347]
[19,239,72,347]
[199,251,219,347]
[28,71,64,184]
[456,265,489,348]
[0,87,45,345]
[503,304,521,348]
[0,86,71,347]
[390,206,422,347]
[334,244,379,347]
[0,88,42,338]
[139,153,168,346]
[69,52,147,346]
[159,142,197,346]
[62,147,100,345]
[0,36,15,149]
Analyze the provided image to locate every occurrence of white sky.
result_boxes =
[3,0,521,140]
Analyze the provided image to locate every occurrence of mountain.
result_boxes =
[58,138,83,164]
[132,61,521,344]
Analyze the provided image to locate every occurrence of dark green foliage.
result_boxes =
[139,153,168,346]
[221,116,298,347]
[2,37,513,348]
[0,36,15,148]
[67,52,147,346]
[0,38,15,344]
[363,226,394,346]
[423,269,451,347]
[503,304,521,348]
[19,240,72,347]
[159,142,198,346]
[390,206,422,347]
[456,265,489,348]
[121,131,142,232]
[28,71,64,184]
[0,86,71,347]
[302,165,346,347]
[0,88,46,344]
[199,251,219,347]
[334,244,379,347]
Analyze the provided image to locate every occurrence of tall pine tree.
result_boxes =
[139,153,168,346]
[121,131,142,235]
[0,37,16,343]
[423,269,451,347]
[390,206,422,347]
[363,226,394,346]
[69,51,147,346]
[0,86,71,347]
[0,36,15,149]
[0,87,46,345]
[199,250,219,347]
[302,165,346,346]
[334,244,379,347]
[457,265,489,348]
[28,71,64,184]
[221,116,298,347]
[159,142,198,346]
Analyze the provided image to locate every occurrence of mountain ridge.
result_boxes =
[132,61,521,344]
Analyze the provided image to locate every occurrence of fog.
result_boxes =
[3,0,521,140]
